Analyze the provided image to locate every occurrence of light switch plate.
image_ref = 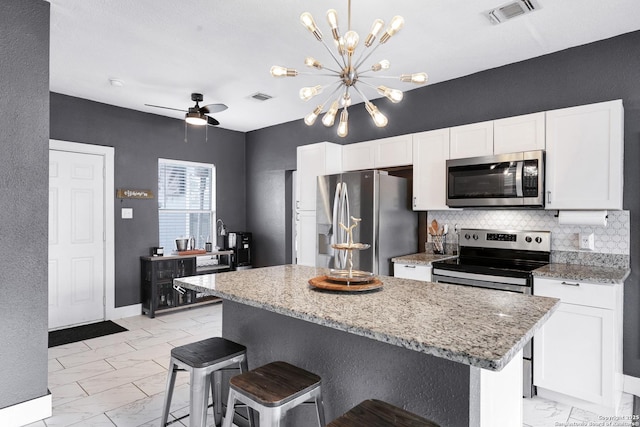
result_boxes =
[121,207,133,219]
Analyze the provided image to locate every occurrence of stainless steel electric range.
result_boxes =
[431,228,551,398]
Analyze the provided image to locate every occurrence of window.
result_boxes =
[158,159,215,253]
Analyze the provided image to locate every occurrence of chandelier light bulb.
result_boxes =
[299,85,323,101]
[300,12,323,40]
[337,109,349,137]
[365,19,385,47]
[344,30,360,55]
[322,100,340,127]
[304,57,323,69]
[365,102,388,127]
[304,105,323,126]
[377,85,403,103]
[371,59,391,72]
[270,66,298,77]
[400,72,428,84]
[326,8,341,42]
[380,15,405,43]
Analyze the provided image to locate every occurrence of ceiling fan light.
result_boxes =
[185,112,207,126]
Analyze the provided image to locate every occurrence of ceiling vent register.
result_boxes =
[486,0,541,24]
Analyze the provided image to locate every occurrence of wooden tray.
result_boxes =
[309,276,383,292]
[177,249,207,255]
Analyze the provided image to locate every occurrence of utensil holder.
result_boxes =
[430,233,446,254]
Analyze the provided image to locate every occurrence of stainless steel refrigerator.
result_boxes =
[316,170,417,276]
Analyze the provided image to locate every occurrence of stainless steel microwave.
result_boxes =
[446,150,545,208]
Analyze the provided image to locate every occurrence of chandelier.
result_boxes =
[270,0,428,137]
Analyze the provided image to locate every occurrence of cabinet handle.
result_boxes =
[560,281,580,287]
[404,265,416,268]
[296,201,300,209]
[547,191,551,204]
[413,196,416,208]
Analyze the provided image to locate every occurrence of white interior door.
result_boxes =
[49,149,105,329]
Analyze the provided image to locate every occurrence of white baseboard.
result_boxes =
[624,375,640,396]
[0,392,51,427]
[107,303,142,320]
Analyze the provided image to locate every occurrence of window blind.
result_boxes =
[158,159,215,252]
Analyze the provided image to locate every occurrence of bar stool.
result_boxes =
[327,399,440,427]
[222,361,326,427]
[161,337,251,427]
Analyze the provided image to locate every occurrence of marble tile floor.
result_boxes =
[24,302,636,427]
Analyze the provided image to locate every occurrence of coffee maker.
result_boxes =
[224,232,252,270]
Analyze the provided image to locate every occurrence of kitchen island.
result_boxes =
[175,265,559,426]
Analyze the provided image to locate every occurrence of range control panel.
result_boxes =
[459,228,551,252]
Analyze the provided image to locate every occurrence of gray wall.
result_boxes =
[246,31,640,376]
[0,0,50,409]
[50,94,247,306]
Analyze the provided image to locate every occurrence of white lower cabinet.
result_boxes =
[295,210,316,267]
[533,277,623,414]
[393,263,432,282]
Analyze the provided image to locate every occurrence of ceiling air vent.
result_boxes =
[250,92,273,101]
[486,0,541,24]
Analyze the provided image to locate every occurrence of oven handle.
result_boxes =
[431,268,529,286]
[431,273,530,294]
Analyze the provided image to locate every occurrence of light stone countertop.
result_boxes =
[174,264,559,371]
[391,252,458,265]
[533,263,630,284]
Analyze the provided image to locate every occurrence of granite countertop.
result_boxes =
[175,264,559,371]
[533,263,630,284]
[391,252,458,266]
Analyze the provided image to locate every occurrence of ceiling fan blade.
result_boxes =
[144,104,187,113]
[206,116,220,126]
[200,103,228,114]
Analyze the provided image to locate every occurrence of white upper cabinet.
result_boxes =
[342,135,413,172]
[493,112,546,154]
[296,142,342,211]
[374,135,413,168]
[413,129,450,211]
[449,121,494,159]
[545,100,624,210]
[342,141,376,171]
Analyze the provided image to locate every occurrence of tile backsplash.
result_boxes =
[427,210,629,255]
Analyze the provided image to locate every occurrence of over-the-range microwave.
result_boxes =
[446,150,545,208]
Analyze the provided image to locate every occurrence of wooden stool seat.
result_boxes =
[161,337,252,427]
[171,337,247,369]
[327,399,440,427]
[229,360,322,407]
[222,361,326,427]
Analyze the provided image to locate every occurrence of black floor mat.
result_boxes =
[48,320,128,348]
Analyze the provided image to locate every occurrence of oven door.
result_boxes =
[446,150,544,208]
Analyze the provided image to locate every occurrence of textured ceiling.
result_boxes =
[48,0,640,133]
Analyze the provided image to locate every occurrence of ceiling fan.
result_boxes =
[145,93,227,126]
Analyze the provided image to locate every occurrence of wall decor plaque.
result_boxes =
[116,189,154,199]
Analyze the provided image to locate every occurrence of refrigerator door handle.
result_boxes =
[331,182,341,264]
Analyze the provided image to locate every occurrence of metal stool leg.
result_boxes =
[212,370,223,426]
[314,389,326,427]
[161,359,178,426]
[189,367,210,427]
[222,388,238,427]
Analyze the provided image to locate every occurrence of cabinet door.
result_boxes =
[493,112,545,154]
[545,100,623,210]
[375,135,413,168]
[449,121,494,159]
[296,143,342,210]
[342,141,375,172]
[393,263,432,282]
[533,302,614,406]
[295,210,316,266]
[413,129,450,210]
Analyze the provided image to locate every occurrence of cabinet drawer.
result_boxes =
[534,277,618,309]
[394,264,431,282]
